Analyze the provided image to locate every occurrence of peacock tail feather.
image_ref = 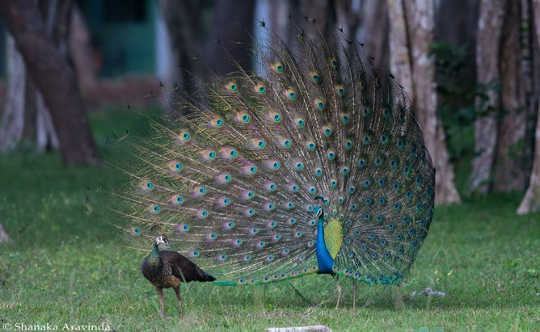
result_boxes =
[119,29,435,287]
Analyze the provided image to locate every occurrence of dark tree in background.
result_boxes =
[158,0,205,105]
[158,0,255,110]
[0,0,98,166]
[388,0,461,204]
[470,0,505,193]
[207,0,256,75]
[493,0,532,192]
[518,0,540,214]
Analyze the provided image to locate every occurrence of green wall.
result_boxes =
[78,0,156,77]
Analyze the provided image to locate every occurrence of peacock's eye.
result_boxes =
[314,98,325,111]
[285,88,297,101]
[178,131,191,143]
[254,82,266,93]
[311,72,320,83]
[273,62,284,73]
[225,81,238,92]
[336,85,345,97]
[323,126,332,137]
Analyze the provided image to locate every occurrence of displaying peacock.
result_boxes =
[121,27,435,309]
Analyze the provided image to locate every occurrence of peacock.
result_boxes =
[141,234,215,317]
[121,26,435,310]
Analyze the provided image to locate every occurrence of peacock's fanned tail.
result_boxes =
[121,30,435,286]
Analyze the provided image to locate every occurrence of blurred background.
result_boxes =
[0,0,538,234]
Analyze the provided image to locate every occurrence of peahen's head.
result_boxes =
[154,234,169,248]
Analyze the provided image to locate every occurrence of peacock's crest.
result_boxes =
[120,29,435,287]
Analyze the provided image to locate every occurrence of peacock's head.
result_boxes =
[313,196,325,220]
[154,234,169,248]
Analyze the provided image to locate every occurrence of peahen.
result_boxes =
[141,234,215,317]
[122,27,435,309]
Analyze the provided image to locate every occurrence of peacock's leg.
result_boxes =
[352,280,357,310]
[156,287,166,318]
[174,286,183,315]
[334,276,343,309]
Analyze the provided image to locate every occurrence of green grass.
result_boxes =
[0,109,539,331]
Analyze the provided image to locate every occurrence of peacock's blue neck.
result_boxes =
[316,218,334,274]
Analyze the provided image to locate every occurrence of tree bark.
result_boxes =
[0,0,98,166]
[387,0,414,96]
[470,0,506,193]
[358,0,390,70]
[517,0,540,214]
[0,223,10,243]
[207,0,256,75]
[518,106,540,213]
[0,34,26,150]
[158,0,205,108]
[294,0,336,41]
[388,0,461,205]
[493,0,530,191]
[69,4,98,94]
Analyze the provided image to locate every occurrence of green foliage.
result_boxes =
[430,42,500,195]
[0,109,538,331]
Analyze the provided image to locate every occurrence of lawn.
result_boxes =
[0,109,538,331]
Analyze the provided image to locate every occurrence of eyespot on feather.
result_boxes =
[272,62,284,73]
[224,81,238,92]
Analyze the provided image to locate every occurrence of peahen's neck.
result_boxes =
[316,219,334,274]
[147,243,161,264]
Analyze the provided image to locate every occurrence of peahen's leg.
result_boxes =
[352,280,357,310]
[173,286,183,316]
[335,276,343,309]
[156,287,166,318]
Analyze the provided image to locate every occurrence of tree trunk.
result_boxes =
[158,0,207,113]
[69,4,98,94]
[0,34,26,150]
[388,0,461,205]
[493,0,530,191]
[299,0,336,38]
[517,0,540,214]
[0,223,9,243]
[470,0,506,193]
[0,0,98,166]
[518,106,540,213]
[358,0,390,70]
[268,0,291,42]
[387,0,414,96]
[207,0,256,75]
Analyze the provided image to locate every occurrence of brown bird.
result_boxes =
[141,235,215,317]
